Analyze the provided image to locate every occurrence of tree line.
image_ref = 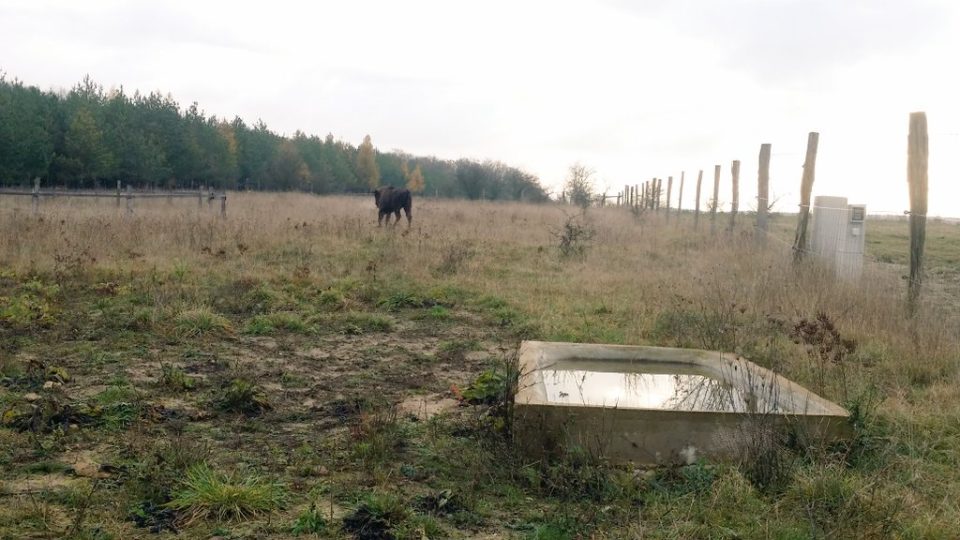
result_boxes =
[0,74,549,201]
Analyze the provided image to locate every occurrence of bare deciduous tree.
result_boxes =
[564,162,594,209]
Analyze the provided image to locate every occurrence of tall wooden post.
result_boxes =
[31,178,40,215]
[677,171,685,218]
[729,160,740,233]
[907,112,928,312]
[116,180,122,207]
[694,170,703,230]
[125,184,133,216]
[710,165,720,233]
[792,132,820,262]
[655,178,662,211]
[756,144,771,246]
[665,176,673,222]
[220,191,227,219]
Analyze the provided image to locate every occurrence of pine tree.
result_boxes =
[63,107,115,185]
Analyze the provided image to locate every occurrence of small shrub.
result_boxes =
[217,379,271,416]
[459,368,508,405]
[0,292,56,329]
[166,463,286,523]
[551,213,594,259]
[291,503,327,535]
[791,312,856,400]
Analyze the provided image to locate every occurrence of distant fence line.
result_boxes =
[606,111,933,315]
[0,179,227,218]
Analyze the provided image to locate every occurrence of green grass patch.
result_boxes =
[243,312,309,335]
[174,307,233,337]
[167,463,286,523]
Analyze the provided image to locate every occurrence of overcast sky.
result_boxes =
[3,0,959,215]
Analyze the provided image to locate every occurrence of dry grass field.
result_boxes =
[1,192,958,539]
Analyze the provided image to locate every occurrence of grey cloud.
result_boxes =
[605,0,951,82]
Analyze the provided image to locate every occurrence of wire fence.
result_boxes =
[0,179,228,218]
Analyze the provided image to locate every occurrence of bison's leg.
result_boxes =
[393,209,401,226]
[378,210,386,227]
[403,204,412,226]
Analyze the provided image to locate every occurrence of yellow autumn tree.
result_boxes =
[356,134,380,189]
[406,163,425,193]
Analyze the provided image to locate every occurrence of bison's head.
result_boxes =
[373,186,395,208]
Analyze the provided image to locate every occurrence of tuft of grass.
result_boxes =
[158,363,196,391]
[379,290,428,311]
[350,406,408,468]
[243,312,308,335]
[216,378,271,416]
[343,492,409,540]
[167,463,286,523]
[174,307,232,337]
[338,312,394,334]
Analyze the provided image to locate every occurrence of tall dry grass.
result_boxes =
[2,191,956,392]
[3,192,957,396]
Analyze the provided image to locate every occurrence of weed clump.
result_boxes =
[216,379,271,416]
[291,503,327,535]
[158,363,196,391]
[174,307,232,337]
[434,242,474,275]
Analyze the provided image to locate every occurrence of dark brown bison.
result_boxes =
[373,186,412,227]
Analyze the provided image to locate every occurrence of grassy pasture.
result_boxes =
[1,192,958,539]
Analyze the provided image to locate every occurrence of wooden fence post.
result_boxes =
[757,144,771,246]
[792,132,820,262]
[125,184,133,216]
[694,170,703,230]
[655,178,662,211]
[220,191,227,219]
[710,165,720,233]
[907,112,928,312]
[116,180,122,207]
[665,176,673,222]
[32,178,40,215]
[729,160,740,233]
[677,171,685,220]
